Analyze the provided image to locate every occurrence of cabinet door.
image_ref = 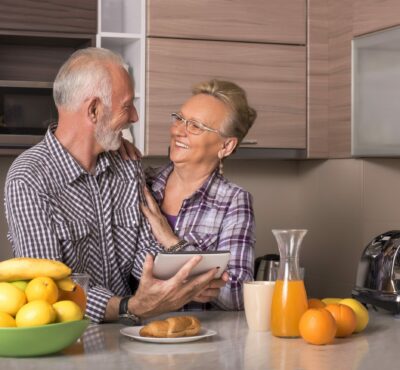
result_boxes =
[354,0,400,36]
[146,38,306,156]
[0,0,97,34]
[148,0,306,45]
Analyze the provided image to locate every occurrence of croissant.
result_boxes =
[139,316,201,338]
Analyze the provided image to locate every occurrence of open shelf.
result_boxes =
[97,0,146,153]
[0,80,53,89]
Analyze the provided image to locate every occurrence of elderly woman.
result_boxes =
[141,79,256,310]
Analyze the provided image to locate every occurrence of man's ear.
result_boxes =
[219,137,238,159]
[87,97,101,124]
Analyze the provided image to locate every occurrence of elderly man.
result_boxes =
[4,47,226,324]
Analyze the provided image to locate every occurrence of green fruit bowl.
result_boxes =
[0,318,90,357]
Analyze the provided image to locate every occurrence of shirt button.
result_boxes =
[199,239,203,243]
[175,227,179,231]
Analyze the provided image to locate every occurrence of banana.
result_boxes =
[0,258,71,282]
[56,277,77,292]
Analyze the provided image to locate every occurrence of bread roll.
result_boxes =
[139,316,201,338]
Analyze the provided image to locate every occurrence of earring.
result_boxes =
[219,157,224,176]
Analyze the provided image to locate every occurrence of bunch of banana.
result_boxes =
[0,258,76,291]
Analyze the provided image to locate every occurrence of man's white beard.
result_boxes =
[95,110,121,151]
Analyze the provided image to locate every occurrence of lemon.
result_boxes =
[0,282,27,316]
[0,311,16,327]
[340,298,369,333]
[15,300,55,327]
[321,298,342,305]
[25,276,59,304]
[53,300,83,323]
[10,280,29,292]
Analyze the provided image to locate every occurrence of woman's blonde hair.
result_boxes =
[192,79,257,145]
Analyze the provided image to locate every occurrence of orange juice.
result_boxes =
[271,280,308,337]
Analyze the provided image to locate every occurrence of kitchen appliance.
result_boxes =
[254,254,280,281]
[352,230,400,314]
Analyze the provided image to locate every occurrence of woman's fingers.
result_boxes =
[143,187,161,214]
[114,138,142,160]
[123,138,141,160]
[117,141,129,160]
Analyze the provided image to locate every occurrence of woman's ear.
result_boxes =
[219,137,238,158]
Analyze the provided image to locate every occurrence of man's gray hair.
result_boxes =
[53,47,128,111]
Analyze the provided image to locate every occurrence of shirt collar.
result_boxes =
[45,122,112,185]
[151,162,173,203]
[151,162,219,203]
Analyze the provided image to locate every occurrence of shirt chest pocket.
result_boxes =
[54,220,90,268]
[112,207,140,261]
[54,220,90,241]
[186,231,219,251]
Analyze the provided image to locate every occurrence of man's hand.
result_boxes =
[115,138,142,160]
[140,187,179,249]
[128,255,227,318]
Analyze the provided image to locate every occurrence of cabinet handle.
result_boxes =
[240,140,258,145]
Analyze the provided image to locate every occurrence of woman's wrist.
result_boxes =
[163,236,180,250]
[166,239,189,253]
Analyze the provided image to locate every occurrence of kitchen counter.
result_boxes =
[0,309,399,369]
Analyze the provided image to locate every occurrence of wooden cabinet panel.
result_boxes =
[146,38,306,156]
[353,0,400,37]
[328,0,352,158]
[148,0,306,45]
[0,0,97,34]
[307,0,329,158]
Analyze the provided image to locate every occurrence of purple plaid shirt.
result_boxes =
[146,163,256,310]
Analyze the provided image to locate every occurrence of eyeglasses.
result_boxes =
[170,112,224,136]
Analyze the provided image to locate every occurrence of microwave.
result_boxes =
[0,86,57,154]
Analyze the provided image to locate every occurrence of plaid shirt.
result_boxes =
[4,124,161,323]
[146,163,256,310]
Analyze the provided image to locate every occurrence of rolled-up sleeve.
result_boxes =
[211,190,255,310]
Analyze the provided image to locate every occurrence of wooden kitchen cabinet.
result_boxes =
[146,38,306,156]
[147,0,306,45]
[353,0,400,37]
[0,0,97,34]
[0,1,96,154]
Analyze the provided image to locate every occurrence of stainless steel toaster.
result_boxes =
[352,230,400,314]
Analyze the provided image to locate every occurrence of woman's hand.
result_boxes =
[115,138,142,160]
[192,271,229,303]
[141,187,180,249]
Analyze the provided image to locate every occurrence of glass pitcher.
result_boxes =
[270,229,308,338]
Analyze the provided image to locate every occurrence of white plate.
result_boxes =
[120,326,217,344]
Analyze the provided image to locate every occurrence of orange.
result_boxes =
[58,284,87,314]
[308,298,326,309]
[325,303,356,337]
[299,308,336,345]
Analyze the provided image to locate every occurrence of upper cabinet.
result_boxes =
[147,0,306,45]
[145,0,308,157]
[146,38,306,156]
[0,1,96,154]
[0,0,97,34]
[353,0,400,37]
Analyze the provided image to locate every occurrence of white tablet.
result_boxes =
[153,251,231,280]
